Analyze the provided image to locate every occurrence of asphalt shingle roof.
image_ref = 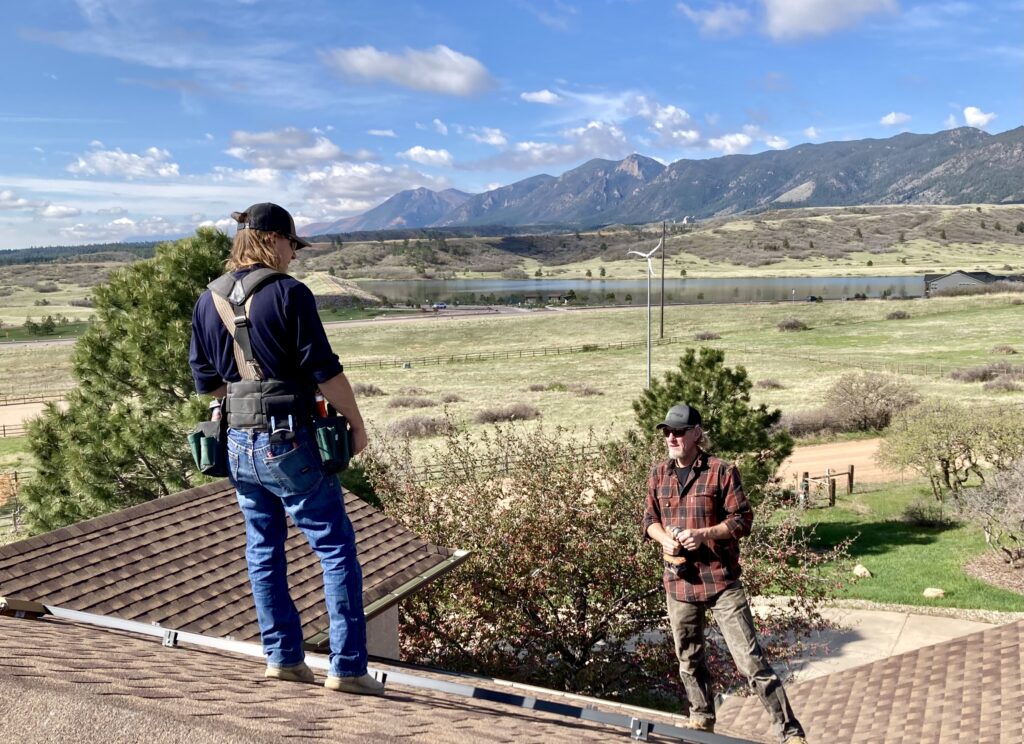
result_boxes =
[0,480,459,640]
[0,613,716,743]
[716,618,1024,744]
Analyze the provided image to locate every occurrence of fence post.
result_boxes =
[799,471,809,507]
[847,464,855,494]
[829,477,837,506]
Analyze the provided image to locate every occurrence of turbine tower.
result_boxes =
[627,237,662,387]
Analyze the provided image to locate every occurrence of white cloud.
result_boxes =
[521,1,579,31]
[762,0,898,40]
[764,135,789,149]
[296,161,448,215]
[943,113,958,129]
[521,89,562,104]
[59,214,187,241]
[803,126,819,139]
[212,167,283,185]
[963,105,996,129]
[204,133,214,141]
[320,44,494,96]
[468,127,508,146]
[0,190,32,210]
[224,127,346,169]
[476,120,631,170]
[629,96,702,149]
[367,129,397,137]
[66,146,180,179]
[678,2,752,36]
[37,204,82,218]
[397,146,454,167]
[708,132,753,154]
[32,4,331,109]
[433,118,449,136]
[880,111,911,126]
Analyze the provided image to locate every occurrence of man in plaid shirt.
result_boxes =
[644,403,806,743]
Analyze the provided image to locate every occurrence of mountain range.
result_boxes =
[303,127,1024,235]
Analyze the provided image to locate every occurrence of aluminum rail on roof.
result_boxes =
[40,603,754,744]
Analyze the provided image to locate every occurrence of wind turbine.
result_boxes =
[628,237,662,387]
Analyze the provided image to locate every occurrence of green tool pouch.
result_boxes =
[313,416,353,474]
[188,419,228,477]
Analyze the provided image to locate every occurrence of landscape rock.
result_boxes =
[922,587,946,599]
[852,564,873,579]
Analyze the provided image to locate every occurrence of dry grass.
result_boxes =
[385,396,437,409]
[474,403,541,424]
[386,415,455,438]
[353,382,386,396]
[777,318,809,332]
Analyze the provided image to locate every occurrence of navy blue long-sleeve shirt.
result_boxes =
[189,267,343,394]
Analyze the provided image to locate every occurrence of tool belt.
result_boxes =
[223,379,314,430]
[188,268,353,476]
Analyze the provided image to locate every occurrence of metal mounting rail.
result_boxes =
[41,604,753,744]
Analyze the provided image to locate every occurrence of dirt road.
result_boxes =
[777,437,908,487]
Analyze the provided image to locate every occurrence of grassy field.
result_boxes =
[2,292,1022,437]
[806,481,1024,612]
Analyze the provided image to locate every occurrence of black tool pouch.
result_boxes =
[188,419,228,477]
[313,415,353,474]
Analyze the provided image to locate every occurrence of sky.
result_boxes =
[0,0,1020,250]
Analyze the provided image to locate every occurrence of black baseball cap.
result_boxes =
[655,404,702,430]
[231,203,311,248]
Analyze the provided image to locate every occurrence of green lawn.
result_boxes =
[0,436,34,475]
[805,482,1024,612]
[0,321,90,342]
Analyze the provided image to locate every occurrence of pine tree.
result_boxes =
[631,347,793,498]
[21,228,231,532]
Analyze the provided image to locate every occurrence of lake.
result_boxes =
[354,275,925,306]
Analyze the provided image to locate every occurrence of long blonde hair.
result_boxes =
[226,229,285,272]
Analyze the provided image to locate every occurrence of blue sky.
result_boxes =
[0,0,1020,250]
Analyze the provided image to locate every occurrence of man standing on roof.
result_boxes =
[189,203,383,696]
[643,403,806,743]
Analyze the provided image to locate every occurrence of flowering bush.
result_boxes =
[364,420,847,706]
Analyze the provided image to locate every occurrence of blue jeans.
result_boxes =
[227,426,368,678]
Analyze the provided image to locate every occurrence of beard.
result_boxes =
[667,443,684,459]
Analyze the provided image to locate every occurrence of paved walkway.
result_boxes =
[780,606,1003,682]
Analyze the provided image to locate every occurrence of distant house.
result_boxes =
[923,270,1008,295]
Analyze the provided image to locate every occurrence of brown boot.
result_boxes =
[325,673,386,696]
[265,662,315,684]
[686,716,714,733]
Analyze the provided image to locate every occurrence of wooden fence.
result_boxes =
[344,336,689,370]
[796,465,855,507]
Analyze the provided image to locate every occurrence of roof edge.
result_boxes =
[305,548,472,650]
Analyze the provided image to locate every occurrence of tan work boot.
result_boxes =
[325,673,386,696]
[686,716,715,733]
[785,737,808,744]
[265,662,315,684]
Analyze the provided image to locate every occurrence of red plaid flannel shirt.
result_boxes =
[642,450,753,602]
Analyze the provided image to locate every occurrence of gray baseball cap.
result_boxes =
[655,404,702,430]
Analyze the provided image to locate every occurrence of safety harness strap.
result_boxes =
[207,268,283,381]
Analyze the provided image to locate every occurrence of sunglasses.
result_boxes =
[662,426,695,438]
